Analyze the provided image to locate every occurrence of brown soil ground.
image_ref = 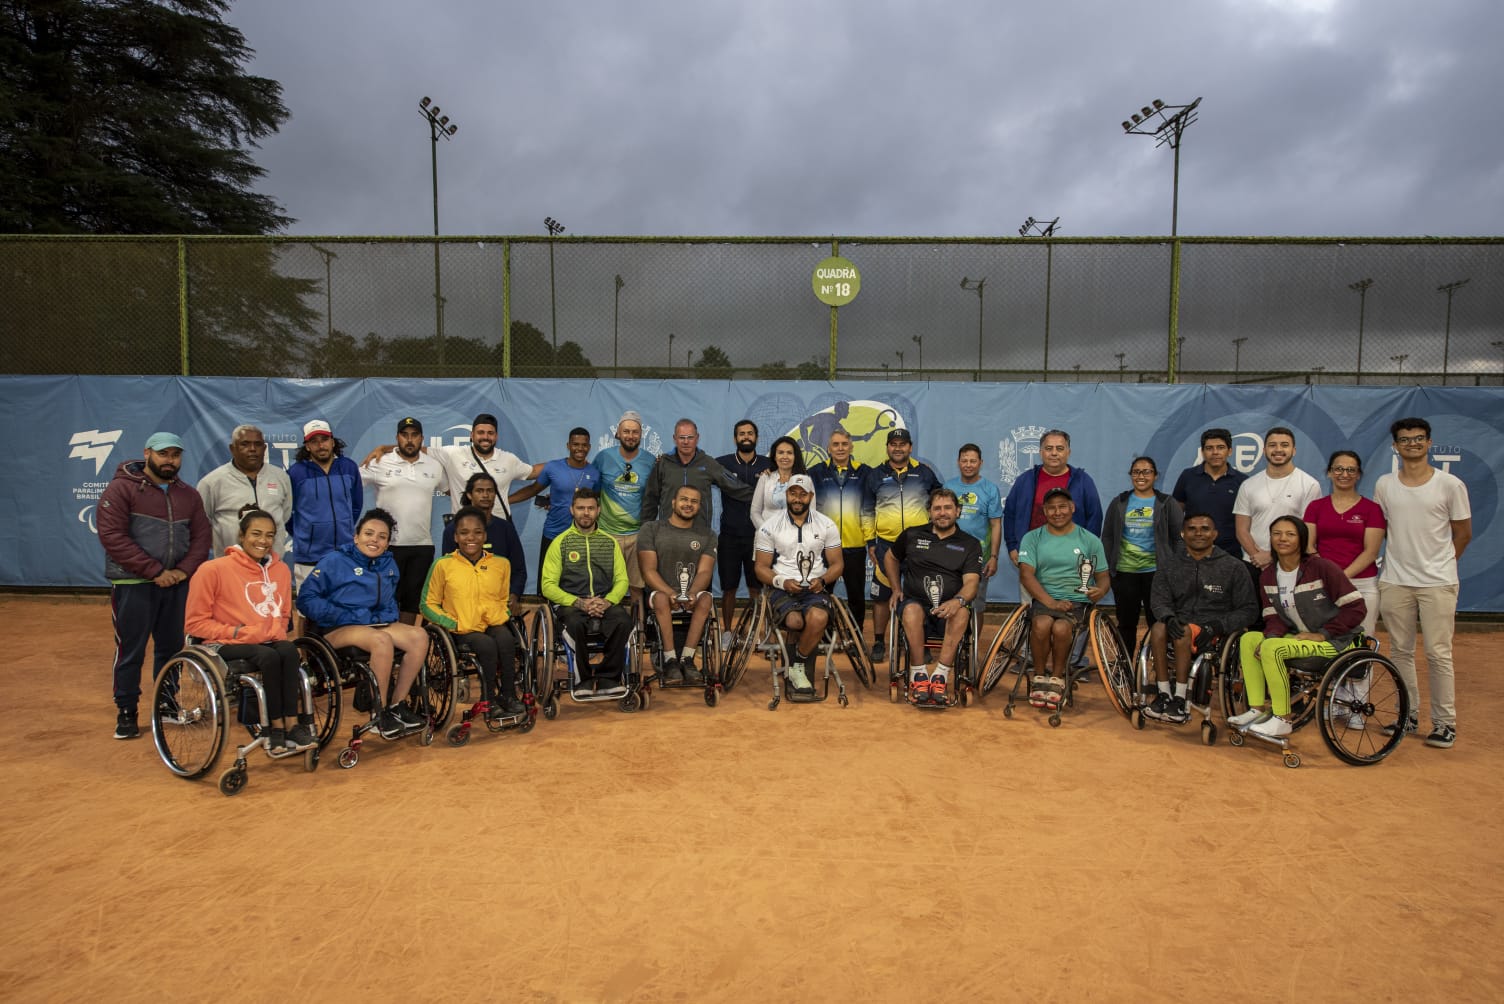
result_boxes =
[2,594,1501,1003]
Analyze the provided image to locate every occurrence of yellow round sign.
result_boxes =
[812,256,861,306]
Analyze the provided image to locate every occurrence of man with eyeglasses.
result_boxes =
[1375,417,1472,749]
[592,410,649,608]
[641,418,752,534]
[198,423,292,558]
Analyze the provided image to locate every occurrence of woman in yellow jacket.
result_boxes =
[420,506,526,717]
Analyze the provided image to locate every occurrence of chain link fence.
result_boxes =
[4,235,1500,384]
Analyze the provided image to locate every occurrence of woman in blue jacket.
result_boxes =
[297,508,431,738]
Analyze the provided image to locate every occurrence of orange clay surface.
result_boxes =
[1,594,1501,1003]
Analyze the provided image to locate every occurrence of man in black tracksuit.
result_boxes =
[1144,511,1259,723]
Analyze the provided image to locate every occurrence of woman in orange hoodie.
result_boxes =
[185,508,313,752]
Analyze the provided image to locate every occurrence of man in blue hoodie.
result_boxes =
[288,419,363,591]
[1002,429,1102,570]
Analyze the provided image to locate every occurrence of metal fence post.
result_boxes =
[501,239,511,379]
[177,237,189,376]
[1167,238,1183,383]
[828,238,839,380]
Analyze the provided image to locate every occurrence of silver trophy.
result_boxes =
[1076,551,1095,594]
[675,563,692,602]
[796,550,815,588]
[924,574,944,610]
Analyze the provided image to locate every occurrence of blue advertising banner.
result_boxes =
[3,376,1499,610]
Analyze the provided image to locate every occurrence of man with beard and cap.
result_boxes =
[360,417,445,624]
[288,419,363,591]
[592,411,649,608]
[197,423,292,558]
[754,475,844,696]
[97,432,212,740]
[365,412,539,520]
[715,418,772,649]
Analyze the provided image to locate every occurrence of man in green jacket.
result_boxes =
[541,488,632,693]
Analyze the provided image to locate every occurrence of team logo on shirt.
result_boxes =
[998,426,1047,492]
[568,550,581,562]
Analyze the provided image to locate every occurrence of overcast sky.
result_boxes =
[234,0,1503,239]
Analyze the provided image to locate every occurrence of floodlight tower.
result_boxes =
[1348,278,1374,385]
[545,216,566,354]
[419,95,459,366]
[1437,278,1470,383]
[1020,216,1060,379]
[960,277,986,381]
[1121,97,1202,236]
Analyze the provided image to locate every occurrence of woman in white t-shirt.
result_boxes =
[750,436,809,530]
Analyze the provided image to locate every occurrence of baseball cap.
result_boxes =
[886,428,912,443]
[786,474,815,494]
[1042,487,1073,503]
[144,432,183,451]
[396,416,423,435]
[302,419,333,441]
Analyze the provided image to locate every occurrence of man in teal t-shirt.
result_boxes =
[1016,487,1109,711]
[943,442,1002,596]
[591,410,648,607]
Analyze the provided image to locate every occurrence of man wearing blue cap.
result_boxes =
[96,432,212,740]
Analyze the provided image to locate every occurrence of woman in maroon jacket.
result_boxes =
[1232,515,1366,739]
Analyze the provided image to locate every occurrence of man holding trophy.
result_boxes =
[639,484,719,686]
[883,488,985,706]
[754,476,844,696]
[1016,487,1111,712]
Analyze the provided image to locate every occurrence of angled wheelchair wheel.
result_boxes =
[529,606,557,706]
[722,594,765,693]
[826,594,874,688]
[1219,636,1250,724]
[151,648,229,780]
[1088,609,1134,717]
[294,635,342,749]
[1317,650,1410,766]
[698,607,722,689]
[412,623,458,730]
[978,604,1028,696]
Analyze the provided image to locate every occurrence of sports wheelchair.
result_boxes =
[639,596,724,707]
[440,618,540,747]
[1126,629,1238,746]
[529,602,648,717]
[883,600,981,709]
[298,622,456,769]
[976,603,1133,727]
[1220,634,1409,768]
[725,590,873,710]
[150,637,341,796]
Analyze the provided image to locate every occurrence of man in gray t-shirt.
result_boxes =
[639,484,719,685]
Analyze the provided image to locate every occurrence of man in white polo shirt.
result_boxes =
[360,416,445,623]
[1375,417,1472,749]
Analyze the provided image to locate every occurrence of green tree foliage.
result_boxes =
[692,344,732,379]
[757,356,828,380]
[1,0,291,234]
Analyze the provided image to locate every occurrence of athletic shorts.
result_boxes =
[390,545,435,615]
[613,532,643,590]
[767,586,830,626]
[718,532,758,594]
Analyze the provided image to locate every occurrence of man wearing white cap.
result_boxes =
[288,419,363,590]
[360,417,444,623]
[753,475,844,695]
[96,431,212,739]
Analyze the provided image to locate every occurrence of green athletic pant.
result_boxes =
[1237,632,1337,717]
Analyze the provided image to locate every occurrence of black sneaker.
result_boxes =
[114,709,140,740]
[1167,696,1190,724]
[661,657,683,684]
[287,723,318,750]
[1383,713,1419,737]
[680,654,704,685]
[497,696,527,718]
[376,708,406,738]
[1425,724,1456,749]
[394,704,426,730]
[1144,693,1171,721]
[267,727,290,752]
[870,640,887,663]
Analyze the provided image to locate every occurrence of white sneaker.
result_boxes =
[1250,715,1292,738]
[786,662,814,694]
[1228,707,1267,728]
[719,630,734,652]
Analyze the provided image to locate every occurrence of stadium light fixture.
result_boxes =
[419,94,460,367]
[1121,96,1202,235]
[1020,216,1060,379]
[960,276,986,381]
[545,217,566,353]
[1437,278,1470,384]
[1348,278,1374,385]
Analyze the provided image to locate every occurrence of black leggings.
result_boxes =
[838,545,867,630]
[1110,571,1157,653]
[219,641,302,719]
[453,627,518,700]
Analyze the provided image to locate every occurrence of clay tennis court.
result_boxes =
[3,593,1501,1002]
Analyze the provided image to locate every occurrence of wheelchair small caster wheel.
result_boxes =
[619,692,643,713]
[338,746,359,769]
[1003,703,1014,718]
[218,767,247,796]
[1131,709,1145,731]
[419,727,434,747]
[1229,730,1246,747]
[838,693,849,708]
[640,688,652,711]
[1201,722,1218,746]
[543,699,558,720]
[304,748,319,772]
[447,724,469,747]
[517,714,536,733]
[1283,751,1301,769]
[888,682,900,703]
[961,688,975,708]
[1048,713,1062,728]
[705,688,718,708]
